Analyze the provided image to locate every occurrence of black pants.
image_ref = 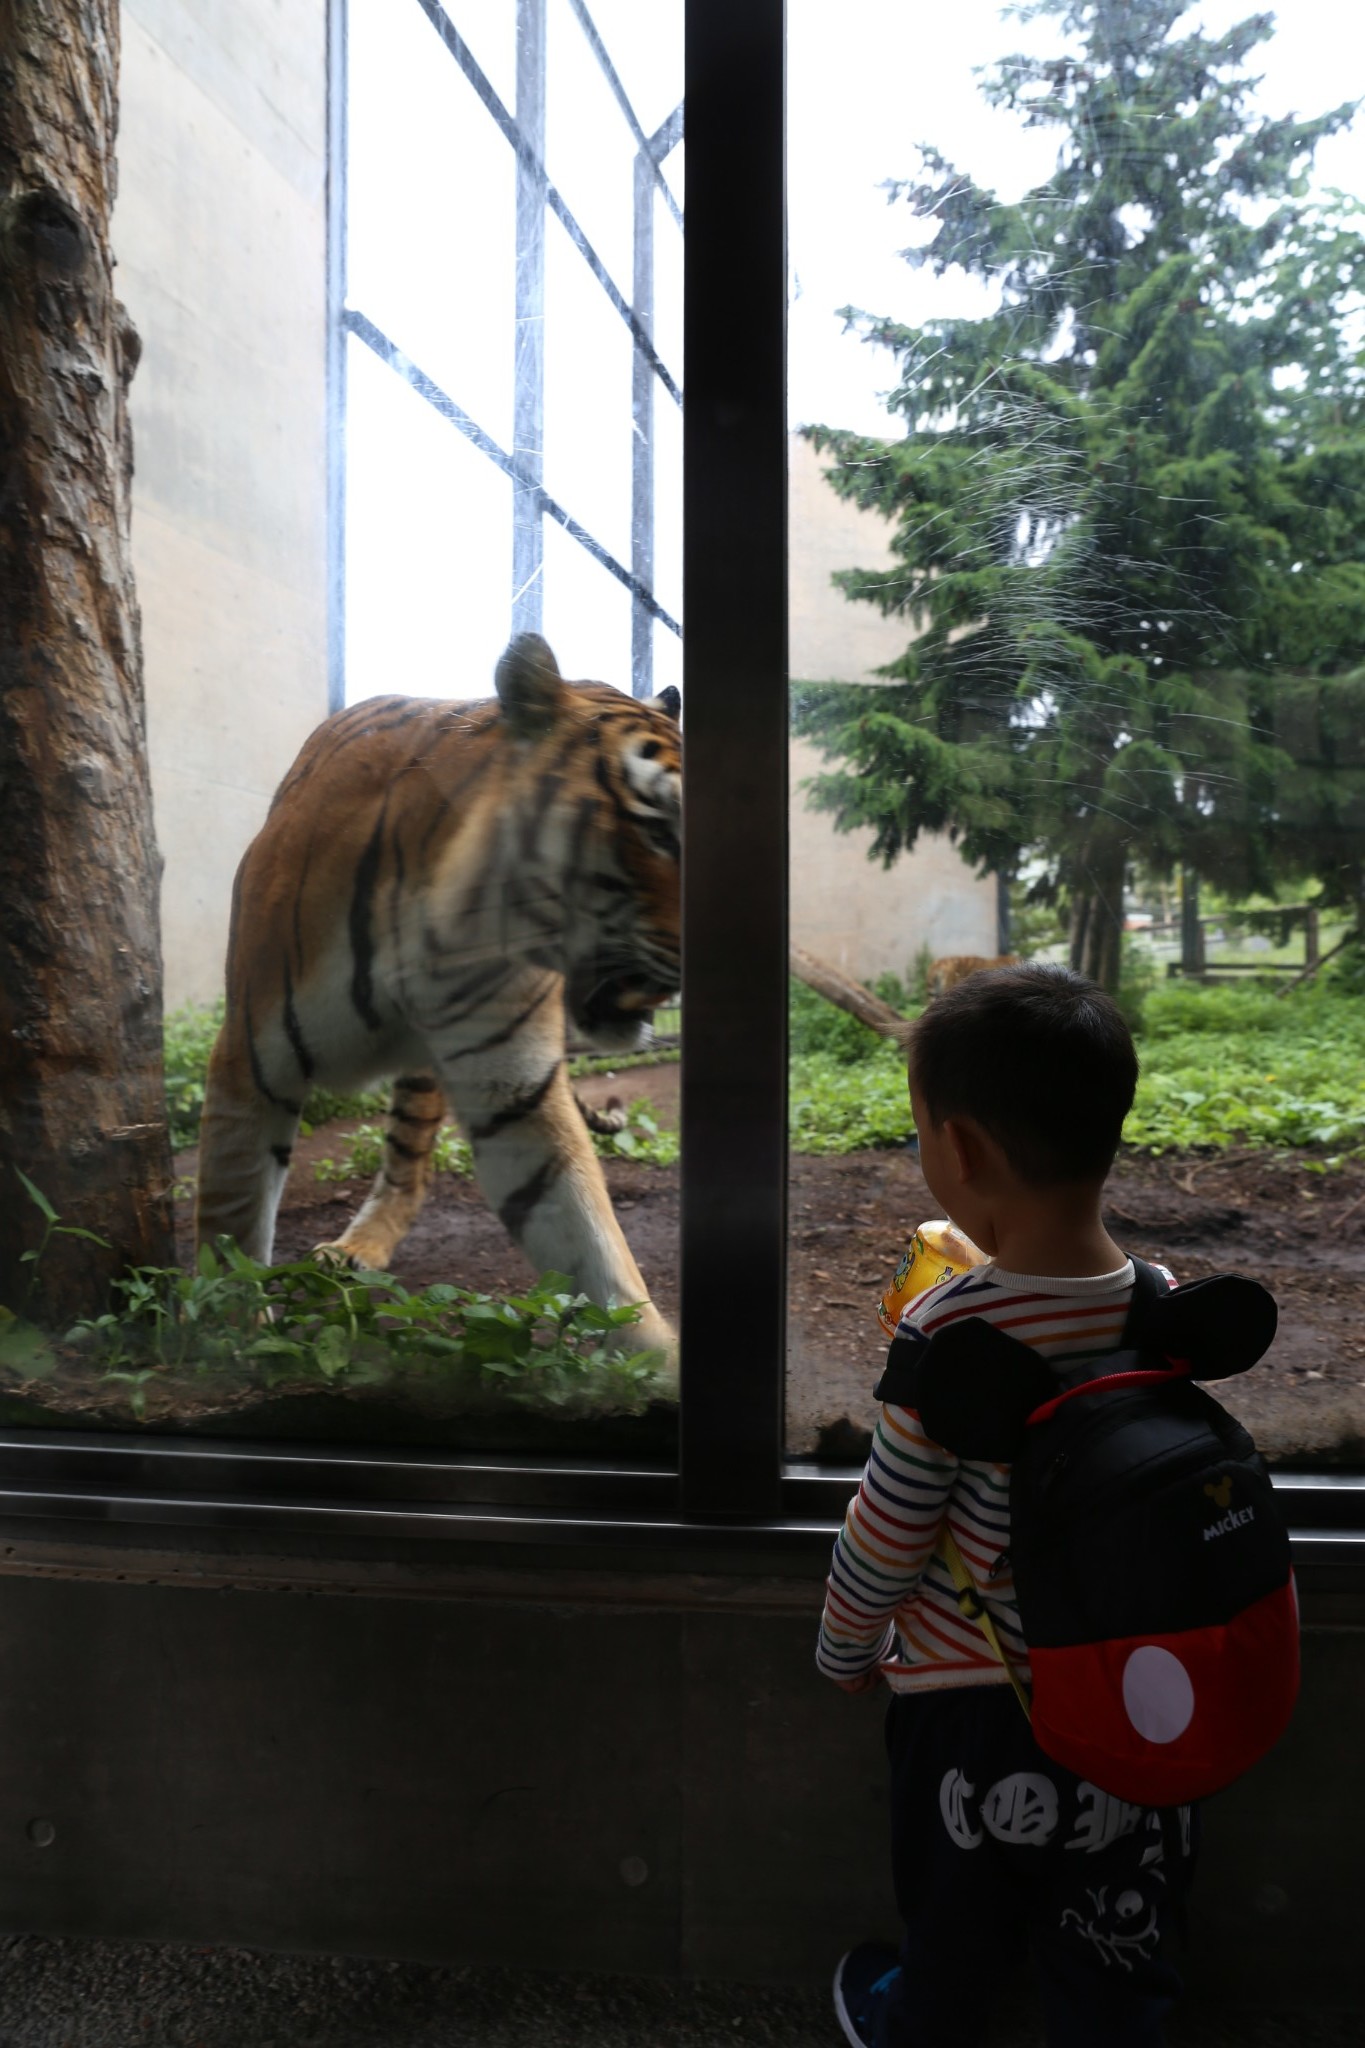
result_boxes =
[878,1686,1198,2048]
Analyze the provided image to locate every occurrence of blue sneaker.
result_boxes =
[833,1941,901,2047]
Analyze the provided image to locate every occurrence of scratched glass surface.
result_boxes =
[786,0,1365,1466]
[0,2,683,1457]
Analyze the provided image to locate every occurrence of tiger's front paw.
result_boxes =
[632,1302,678,1392]
[311,1235,392,1275]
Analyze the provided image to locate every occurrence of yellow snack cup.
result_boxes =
[876,1220,986,1337]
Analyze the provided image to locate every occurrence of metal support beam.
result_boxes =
[512,0,547,636]
[325,0,349,711]
[681,0,787,1517]
[632,104,685,701]
[631,146,655,697]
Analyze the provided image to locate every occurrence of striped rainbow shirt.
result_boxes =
[816,1259,1166,1696]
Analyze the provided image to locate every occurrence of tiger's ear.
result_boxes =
[652,685,681,722]
[495,634,564,737]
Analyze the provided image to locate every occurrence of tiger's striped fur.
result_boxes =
[194,635,681,1370]
[926,953,1021,998]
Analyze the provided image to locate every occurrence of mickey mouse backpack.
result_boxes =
[879,1257,1299,1806]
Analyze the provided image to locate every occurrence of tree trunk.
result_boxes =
[1180,866,1205,978]
[1068,849,1126,993]
[0,0,174,1319]
[789,946,905,1040]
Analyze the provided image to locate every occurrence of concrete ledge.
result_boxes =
[0,1525,1356,2002]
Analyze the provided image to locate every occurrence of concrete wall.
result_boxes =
[113,0,331,1009]
[0,1528,1358,2006]
[789,435,999,983]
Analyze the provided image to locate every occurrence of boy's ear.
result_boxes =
[875,1320,1054,1460]
[940,1115,976,1185]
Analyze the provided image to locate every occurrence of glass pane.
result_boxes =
[546,0,635,304]
[345,332,512,700]
[348,0,516,452]
[0,3,681,1461]
[433,0,519,116]
[788,0,1365,1467]
[543,210,634,571]
[541,514,633,686]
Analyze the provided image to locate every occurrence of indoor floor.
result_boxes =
[0,1939,1354,2048]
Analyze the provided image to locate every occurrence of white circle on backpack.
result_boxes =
[1122,1646,1195,1743]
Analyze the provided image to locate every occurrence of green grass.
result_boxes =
[1124,978,1365,1154]
[789,1040,915,1153]
[785,964,1365,1159]
[165,963,1365,1172]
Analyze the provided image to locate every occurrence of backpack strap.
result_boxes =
[1122,1253,1174,1338]
[873,1328,931,1410]
[939,1528,1032,1720]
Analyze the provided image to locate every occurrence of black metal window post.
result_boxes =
[680,0,787,1518]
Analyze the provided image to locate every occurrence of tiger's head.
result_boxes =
[495,634,681,1052]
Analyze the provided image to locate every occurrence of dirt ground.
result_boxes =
[175,1060,1365,1466]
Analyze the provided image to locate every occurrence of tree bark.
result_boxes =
[1179,866,1205,978]
[0,0,174,1318]
[1068,847,1126,993]
[789,945,906,1040]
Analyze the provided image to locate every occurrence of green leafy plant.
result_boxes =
[0,1171,112,1362]
[163,999,226,1150]
[569,1045,680,1078]
[789,1042,914,1154]
[590,1098,679,1166]
[313,1121,476,1184]
[1115,938,1159,1036]
[784,981,1365,1161]
[789,976,908,1066]
[1124,987,1365,1154]
[0,1179,667,1421]
[314,1097,680,1181]
[59,1245,667,1418]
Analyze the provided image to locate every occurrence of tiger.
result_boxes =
[925,953,1021,998]
[193,634,681,1372]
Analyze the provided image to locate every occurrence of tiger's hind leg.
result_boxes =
[314,1074,448,1273]
[194,1018,304,1265]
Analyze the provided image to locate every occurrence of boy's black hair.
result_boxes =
[906,963,1138,1185]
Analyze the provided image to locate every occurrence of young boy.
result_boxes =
[818,963,1194,2048]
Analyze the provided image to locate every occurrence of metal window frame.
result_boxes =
[1,0,1362,1594]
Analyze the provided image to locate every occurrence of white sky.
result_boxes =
[344,0,1365,703]
[787,0,1365,435]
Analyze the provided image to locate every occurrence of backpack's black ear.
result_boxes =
[875,1320,1055,1460]
[1141,1275,1278,1381]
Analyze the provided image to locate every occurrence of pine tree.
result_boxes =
[794,0,1365,990]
